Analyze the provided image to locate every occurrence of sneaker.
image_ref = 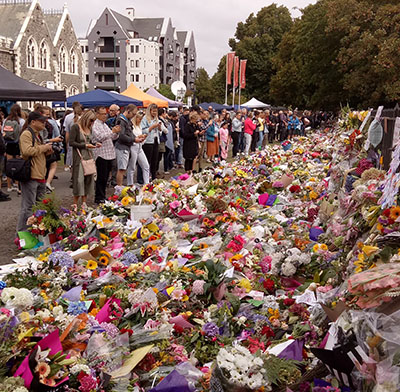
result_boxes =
[0,194,10,201]
[46,183,54,192]
[64,167,70,172]
[7,188,13,192]
[164,171,170,175]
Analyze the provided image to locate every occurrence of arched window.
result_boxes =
[59,46,67,73]
[69,85,79,96]
[70,49,76,74]
[39,40,48,70]
[27,38,37,68]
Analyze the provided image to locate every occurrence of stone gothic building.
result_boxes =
[0,0,84,97]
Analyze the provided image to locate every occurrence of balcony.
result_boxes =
[93,66,120,74]
[93,52,118,60]
[93,81,120,89]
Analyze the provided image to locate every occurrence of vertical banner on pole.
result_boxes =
[225,52,235,104]
[240,59,247,89]
[233,56,239,107]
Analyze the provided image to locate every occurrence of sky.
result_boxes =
[40,0,316,76]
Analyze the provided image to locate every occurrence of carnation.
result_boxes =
[70,364,91,375]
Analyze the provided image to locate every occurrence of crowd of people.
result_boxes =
[0,101,333,239]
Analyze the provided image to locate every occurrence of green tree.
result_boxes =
[157,84,175,100]
[194,67,214,103]
[325,0,400,107]
[270,0,345,109]
[228,4,293,103]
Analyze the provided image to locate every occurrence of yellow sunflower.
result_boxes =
[86,260,98,270]
[99,250,111,266]
[390,206,400,221]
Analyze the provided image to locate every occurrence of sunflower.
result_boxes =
[121,196,134,206]
[35,362,51,378]
[98,250,111,266]
[320,244,328,251]
[389,206,400,221]
[199,243,209,250]
[86,260,98,270]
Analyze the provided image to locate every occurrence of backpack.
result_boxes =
[3,119,21,143]
[5,128,35,182]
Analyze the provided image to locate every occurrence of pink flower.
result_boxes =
[144,319,161,330]
[169,201,181,209]
[192,280,205,295]
[79,375,97,392]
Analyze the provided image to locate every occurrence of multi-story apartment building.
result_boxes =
[85,7,196,93]
[0,0,84,96]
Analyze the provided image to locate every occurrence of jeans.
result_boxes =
[232,132,240,157]
[175,137,183,165]
[244,133,252,155]
[95,157,113,203]
[127,143,150,185]
[17,180,46,232]
[257,131,264,149]
[239,132,245,152]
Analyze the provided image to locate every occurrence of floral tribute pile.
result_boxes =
[2,108,400,392]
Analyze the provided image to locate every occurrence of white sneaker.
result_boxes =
[7,188,12,192]
[46,183,54,192]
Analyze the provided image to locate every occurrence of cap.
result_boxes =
[28,111,47,123]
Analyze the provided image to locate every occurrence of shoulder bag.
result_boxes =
[76,148,96,176]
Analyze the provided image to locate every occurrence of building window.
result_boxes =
[131,75,134,82]
[86,74,89,82]
[135,45,139,53]
[135,74,139,82]
[130,60,134,68]
[105,13,108,25]
[81,46,84,53]
[144,60,146,68]
[39,40,48,70]
[135,60,139,68]
[130,45,134,53]
[70,49,77,74]
[144,75,146,83]
[27,38,36,68]
[59,46,67,73]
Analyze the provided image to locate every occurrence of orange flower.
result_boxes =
[36,362,50,377]
[41,378,56,386]
[390,206,400,221]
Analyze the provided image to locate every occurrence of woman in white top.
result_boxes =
[127,111,150,185]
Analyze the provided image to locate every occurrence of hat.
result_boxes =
[28,111,47,123]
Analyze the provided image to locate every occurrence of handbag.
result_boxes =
[76,148,96,176]
[5,128,35,182]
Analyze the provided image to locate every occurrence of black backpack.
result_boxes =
[3,119,21,143]
[5,128,35,182]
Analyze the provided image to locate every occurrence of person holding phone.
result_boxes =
[92,106,120,204]
[127,111,150,185]
[69,110,99,209]
[140,103,161,181]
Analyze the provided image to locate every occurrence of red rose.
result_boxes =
[110,231,119,238]
[283,298,295,306]
[263,278,275,293]
[383,209,391,217]
[56,226,64,234]
[42,199,49,204]
[261,326,275,337]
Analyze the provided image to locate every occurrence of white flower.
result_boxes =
[70,363,91,375]
[281,261,297,277]
[52,305,64,317]
[15,388,29,392]
[1,287,33,309]
[35,309,51,319]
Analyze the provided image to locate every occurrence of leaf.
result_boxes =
[225,293,241,315]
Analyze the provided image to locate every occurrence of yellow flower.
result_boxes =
[99,233,109,241]
[19,312,31,322]
[121,186,130,197]
[320,244,328,251]
[354,253,366,273]
[239,278,252,293]
[182,223,190,232]
[144,265,151,273]
[309,191,318,200]
[376,223,384,232]
[312,244,320,252]
[86,260,98,270]
[121,196,135,206]
[362,245,379,257]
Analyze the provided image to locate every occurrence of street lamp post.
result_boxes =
[113,30,117,91]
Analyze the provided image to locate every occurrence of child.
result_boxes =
[219,121,230,161]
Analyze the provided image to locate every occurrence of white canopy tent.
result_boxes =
[242,97,270,109]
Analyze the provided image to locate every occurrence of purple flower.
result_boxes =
[67,301,87,315]
[34,209,46,217]
[202,322,220,337]
[120,251,138,266]
[48,251,74,269]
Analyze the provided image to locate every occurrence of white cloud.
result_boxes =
[39,0,316,75]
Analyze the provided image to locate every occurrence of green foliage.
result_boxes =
[228,4,293,104]
[194,67,214,103]
[157,84,175,100]
[264,354,303,386]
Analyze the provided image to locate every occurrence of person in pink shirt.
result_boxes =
[244,112,257,155]
[219,121,230,161]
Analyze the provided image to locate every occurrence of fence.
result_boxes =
[371,103,400,170]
